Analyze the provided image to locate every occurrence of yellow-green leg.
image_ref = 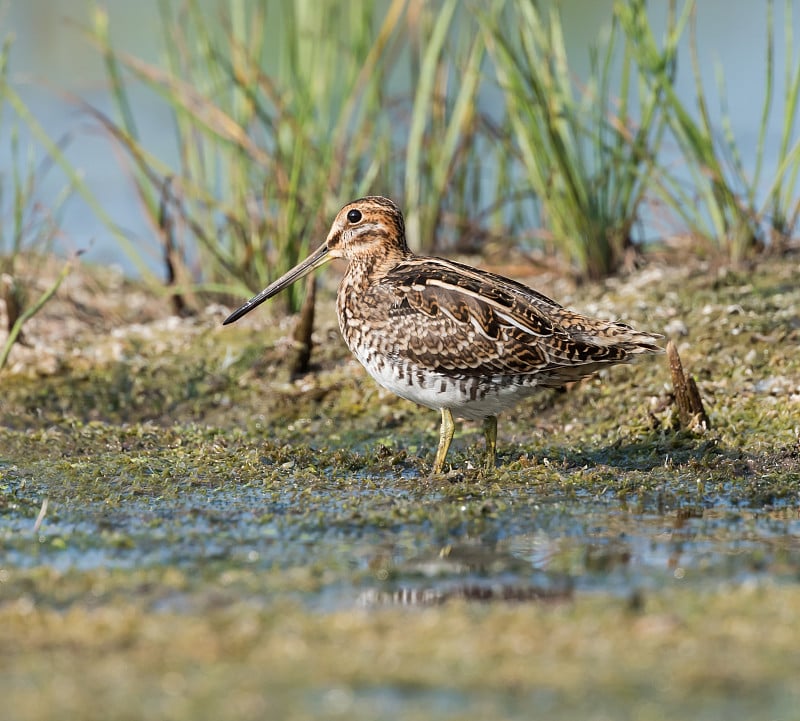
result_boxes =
[482,415,497,470]
[432,408,455,474]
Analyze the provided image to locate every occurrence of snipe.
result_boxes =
[224,196,662,473]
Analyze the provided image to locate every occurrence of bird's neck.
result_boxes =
[343,248,412,290]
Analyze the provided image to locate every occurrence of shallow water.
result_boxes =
[4,473,798,609]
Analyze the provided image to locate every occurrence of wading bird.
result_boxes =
[224,196,662,473]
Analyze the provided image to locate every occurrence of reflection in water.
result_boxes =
[359,540,573,606]
[357,582,572,607]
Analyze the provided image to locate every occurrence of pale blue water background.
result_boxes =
[1,0,796,275]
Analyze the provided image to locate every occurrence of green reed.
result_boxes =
[484,1,668,279]
[760,0,800,249]
[622,0,800,261]
[402,0,496,254]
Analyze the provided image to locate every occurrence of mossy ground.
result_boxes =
[1,254,799,720]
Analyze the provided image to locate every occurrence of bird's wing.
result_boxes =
[378,257,631,378]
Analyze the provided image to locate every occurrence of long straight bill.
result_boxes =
[223,243,330,325]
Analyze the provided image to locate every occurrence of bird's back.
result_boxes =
[337,254,662,418]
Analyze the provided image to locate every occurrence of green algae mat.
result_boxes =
[1,258,799,720]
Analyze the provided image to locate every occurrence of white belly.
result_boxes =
[350,344,540,421]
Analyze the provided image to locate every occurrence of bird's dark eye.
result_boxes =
[347,209,362,224]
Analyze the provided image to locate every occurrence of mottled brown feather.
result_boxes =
[342,254,659,384]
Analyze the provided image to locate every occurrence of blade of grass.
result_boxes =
[0,258,73,371]
[404,0,458,251]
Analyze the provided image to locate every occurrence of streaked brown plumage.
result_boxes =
[224,196,663,473]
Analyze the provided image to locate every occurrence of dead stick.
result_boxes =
[667,340,709,430]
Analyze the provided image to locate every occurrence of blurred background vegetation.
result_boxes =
[1,0,799,345]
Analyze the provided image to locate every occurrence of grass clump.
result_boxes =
[87,1,406,312]
[621,0,800,262]
[484,0,670,279]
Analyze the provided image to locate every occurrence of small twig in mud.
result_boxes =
[288,272,316,380]
[33,497,48,534]
[1,273,25,341]
[159,177,190,317]
[667,339,710,431]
